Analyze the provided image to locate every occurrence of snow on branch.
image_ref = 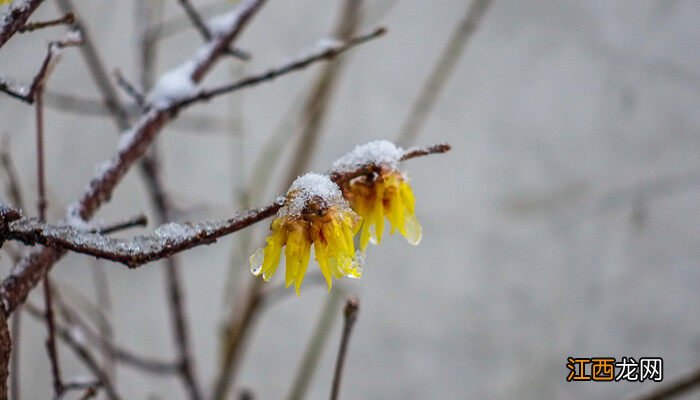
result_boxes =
[5,201,281,267]
[0,0,44,49]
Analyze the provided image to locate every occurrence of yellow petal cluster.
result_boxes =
[250,174,362,294]
[343,170,421,251]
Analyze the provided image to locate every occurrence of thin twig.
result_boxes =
[136,4,203,398]
[113,69,145,108]
[1,137,24,400]
[286,290,343,400]
[211,285,264,400]
[23,304,121,400]
[631,367,700,400]
[284,0,363,187]
[49,291,179,376]
[175,0,250,60]
[396,0,493,146]
[93,214,148,235]
[18,11,75,33]
[55,380,101,400]
[0,34,83,104]
[179,27,386,107]
[0,135,24,209]
[55,0,130,130]
[0,305,11,400]
[330,297,359,400]
[34,57,63,397]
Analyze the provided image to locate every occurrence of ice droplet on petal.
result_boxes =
[344,251,365,279]
[404,214,422,245]
[249,248,264,276]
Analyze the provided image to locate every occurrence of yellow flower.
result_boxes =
[250,173,363,294]
[344,170,421,251]
[332,140,422,251]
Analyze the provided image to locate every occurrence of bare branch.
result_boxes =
[175,0,249,60]
[93,214,148,235]
[0,33,82,103]
[23,304,121,400]
[330,297,359,400]
[18,11,74,33]
[49,292,179,376]
[55,0,130,129]
[113,69,145,109]
[397,0,493,146]
[180,27,387,107]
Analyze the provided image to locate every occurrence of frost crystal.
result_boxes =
[279,173,346,217]
[331,140,404,173]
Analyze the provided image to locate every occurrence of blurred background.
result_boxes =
[1,0,700,399]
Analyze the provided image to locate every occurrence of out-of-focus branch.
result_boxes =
[175,0,249,60]
[48,291,179,376]
[284,0,363,187]
[0,305,10,400]
[330,297,359,400]
[18,11,74,33]
[0,135,24,209]
[23,304,121,400]
[179,27,386,107]
[113,69,145,109]
[0,33,82,103]
[396,0,493,147]
[286,289,343,400]
[55,0,130,130]
[43,91,230,133]
[0,0,45,49]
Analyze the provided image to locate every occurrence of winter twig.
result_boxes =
[175,0,249,60]
[0,33,82,104]
[330,297,359,400]
[18,11,75,33]
[0,0,45,49]
[396,0,493,146]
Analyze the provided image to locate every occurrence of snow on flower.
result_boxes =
[334,140,422,250]
[250,173,363,294]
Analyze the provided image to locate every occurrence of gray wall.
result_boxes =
[1,0,699,398]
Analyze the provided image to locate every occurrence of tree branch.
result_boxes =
[18,11,74,33]
[0,0,45,49]
[175,0,249,60]
[0,33,82,104]
[179,27,386,107]
[330,297,359,400]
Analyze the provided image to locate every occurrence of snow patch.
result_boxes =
[280,173,346,217]
[146,62,197,108]
[331,140,404,173]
